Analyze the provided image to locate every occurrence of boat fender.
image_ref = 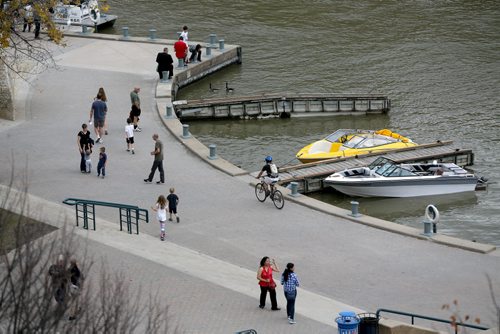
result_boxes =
[425,205,440,223]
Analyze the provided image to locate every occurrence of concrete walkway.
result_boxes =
[1,35,499,333]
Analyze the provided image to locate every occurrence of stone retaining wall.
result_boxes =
[0,64,14,121]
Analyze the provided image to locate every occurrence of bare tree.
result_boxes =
[0,183,178,333]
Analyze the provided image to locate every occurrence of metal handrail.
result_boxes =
[63,198,149,234]
[376,308,489,334]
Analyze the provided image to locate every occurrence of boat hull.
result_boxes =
[325,176,478,198]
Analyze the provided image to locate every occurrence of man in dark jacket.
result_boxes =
[156,47,174,80]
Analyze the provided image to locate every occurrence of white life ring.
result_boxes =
[88,1,100,23]
[425,205,440,223]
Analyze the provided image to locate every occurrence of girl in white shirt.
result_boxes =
[152,195,168,240]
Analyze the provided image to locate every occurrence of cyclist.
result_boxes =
[256,156,280,196]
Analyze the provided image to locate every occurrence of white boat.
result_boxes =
[52,0,117,29]
[324,157,485,198]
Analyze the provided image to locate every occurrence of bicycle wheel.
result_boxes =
[272,190,285,209]
[255,183,267,202]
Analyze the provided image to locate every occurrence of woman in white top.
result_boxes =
[152,195,168,241]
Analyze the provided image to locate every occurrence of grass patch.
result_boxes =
[0,208,57,254]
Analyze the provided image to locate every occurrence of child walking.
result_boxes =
[97,146,107,178]
[167,188,180,223]
[84,149,92,173]
[125,117,135,154]
[152,195,168,240]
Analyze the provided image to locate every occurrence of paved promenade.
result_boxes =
[1,35,499,333]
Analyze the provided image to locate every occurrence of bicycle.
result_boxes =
[255,179,285,209]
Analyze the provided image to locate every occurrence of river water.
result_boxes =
[102,1,500,246]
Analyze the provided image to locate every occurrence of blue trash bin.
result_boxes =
[336,311,360,334]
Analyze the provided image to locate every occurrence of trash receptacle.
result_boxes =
[358,313,379,334]
[336,311,360,334]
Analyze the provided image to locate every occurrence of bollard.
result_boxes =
[82,25,88,34]
[290,182,299,197]
[219,39,225,50]
[348,201,362,217]
[205,45,212,57]
[209,33,217,46]
[177,58,184,68]
[149,29,157,40]
[182,124,191,139]
[161,71,169,83]
[208,144,218,160]
[165,106,173,118]
[422,220,432,236]
[122,27,129,38]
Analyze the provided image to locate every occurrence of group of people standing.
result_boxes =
[155,26,203,80]
[257,256,300,325]
[20,2,41,38]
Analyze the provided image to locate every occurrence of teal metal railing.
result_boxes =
[62,198,149,234]
[376,308,488,334]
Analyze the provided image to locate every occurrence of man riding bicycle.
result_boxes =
[256,156,280,196]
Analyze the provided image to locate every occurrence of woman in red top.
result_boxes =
[257,256,280,310]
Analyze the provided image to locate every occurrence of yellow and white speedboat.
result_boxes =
[296,129,417,163]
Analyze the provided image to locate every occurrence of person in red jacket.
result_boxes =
[174,36,188,65]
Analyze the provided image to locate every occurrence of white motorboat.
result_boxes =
[324,157,485,198]
[52,0,117,29]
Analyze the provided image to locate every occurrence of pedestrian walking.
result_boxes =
[152,195,168,241]
[48,255,68,309]
[33,11,40,39]
[95,87,109,135]
[257,256,280,311]
[144,134,165,184]
[97,146,107,178]
[167,187,180,223]
[125,117,135,154]
[68,258,82,321]
[130,87,141,132]
[156,47,174,80]
[281,263,300,324]
[22,3,33,32]
[89,92,107,144]
[77,123,93,173]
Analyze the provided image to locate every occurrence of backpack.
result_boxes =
[270,163,279,177]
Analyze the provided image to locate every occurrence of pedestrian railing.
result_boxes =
[62,198,149,234]
[376,308,489,334]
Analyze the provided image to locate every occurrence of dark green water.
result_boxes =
[103,1,500,245]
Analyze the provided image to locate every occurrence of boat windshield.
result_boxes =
[343,135,396,149]
[324,129,353,143]
[371,158,418,177]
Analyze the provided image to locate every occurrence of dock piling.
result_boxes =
[219,39,225,50]
[178,58,185,68]
[149,29,157,40]
[208,144,218,160]
[122,27,129,39]
[165,106,174,118]
[182,124,191,139]
[422,220,432,237]
[290,182,299,197]
[161,72,169,83]
[349,201,362,217]
[82,25,88,34]
[209,33,217,46]
[206,45,212,57]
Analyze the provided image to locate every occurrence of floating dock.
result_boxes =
[173,93,391,120]
[257,141,474,194]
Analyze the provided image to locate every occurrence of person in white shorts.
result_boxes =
[256,155,280,196]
